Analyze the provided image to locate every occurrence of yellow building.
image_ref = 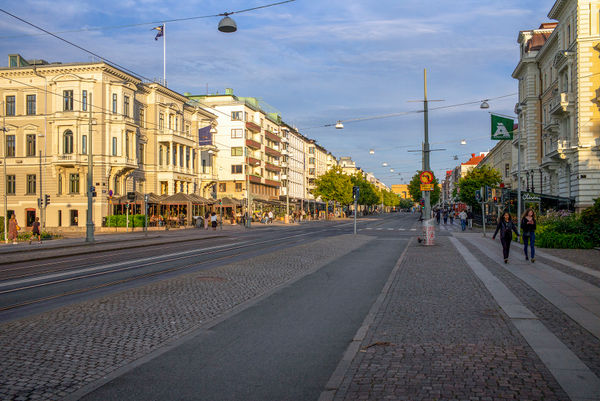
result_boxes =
[391,184,410,199]
[0,54,216,231]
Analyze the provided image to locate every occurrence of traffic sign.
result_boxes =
[420,171,434,184]
[420,183,434,191]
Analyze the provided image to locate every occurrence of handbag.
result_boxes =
[522,231,530,237]
[16,224,20,231]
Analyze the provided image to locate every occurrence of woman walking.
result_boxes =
[210,212,218,231]
[521,208,537,262]
[8,214,19,244]
[492,211,520,264]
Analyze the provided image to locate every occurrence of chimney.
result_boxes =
[471,153,475,157]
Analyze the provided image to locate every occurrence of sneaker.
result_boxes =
[525,256,529,261]
[531,258,535,263]
[504,259,508,264]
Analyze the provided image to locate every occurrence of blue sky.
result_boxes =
[0,0,557,186]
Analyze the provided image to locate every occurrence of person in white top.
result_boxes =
[210,212,218,230]
[268,210,274,224]
[458,210,468,231]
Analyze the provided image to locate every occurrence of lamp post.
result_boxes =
[422,69,431,221]
[85,92,94,242]
[2,101,7,243]
[515,103,523,234]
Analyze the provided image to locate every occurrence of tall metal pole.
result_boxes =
[517,126,522,234]
[423,69,431,220]
[85,93,94,242]
[2,103,7,243]
[163,23,167,87]
[246,159,251,228]
[39,149,42,225]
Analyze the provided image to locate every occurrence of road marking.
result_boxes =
[410,228,416,231]
[398,228,406,231]
[366,228,373,230]
[387,228,394,231]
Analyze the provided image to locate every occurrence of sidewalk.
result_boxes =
[323,231,600,400]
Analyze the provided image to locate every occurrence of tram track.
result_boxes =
[0,228,332,313]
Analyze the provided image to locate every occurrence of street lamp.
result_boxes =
[369,149,375,155]
[335,120,344,129]
[218,15,237,33]
[85,92,94,242]
[480,100,490,109]
[460,139,467,145]
[1,101,6,243]
[515,103,523,234]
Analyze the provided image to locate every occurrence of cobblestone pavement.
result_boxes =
[459,238,600,379]
[332,236,569,401]
[538,248,600,272]
[0,234,372,401]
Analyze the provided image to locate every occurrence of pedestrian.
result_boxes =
[204,211,210,230]
[268,210,274,224]
[30,216,42,244]
[492,211,520,264]
[443,210,448,224]
[521,208,537,262]
[436,209,441,224]
[449,210,455,225]
[210,212,218,231]
[459,210,467,231]
[8,214,19,244]
[467,209,473,229]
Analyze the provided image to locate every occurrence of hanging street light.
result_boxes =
[382,162,388,167]
[335,120,344,129]
[460,139,467,145]
[480,100,490,109]
[390,168,394,173]
[369,149,375,155]
[218,15,237,32]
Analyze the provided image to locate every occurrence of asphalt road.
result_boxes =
[75,213,417,401]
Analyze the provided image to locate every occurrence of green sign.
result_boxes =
[491,114,514,140]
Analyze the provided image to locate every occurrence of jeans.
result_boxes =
[460,219,466,231]
[523,232,535,259]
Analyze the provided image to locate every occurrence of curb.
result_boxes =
[318,236,414,401]
[0,235,227,264]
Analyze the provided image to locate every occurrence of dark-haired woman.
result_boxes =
[492,212,520,264]
[521,208,537,262]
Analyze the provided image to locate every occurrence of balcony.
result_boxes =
[281,136,289,143]
[249,174,262,184]
[550,92,572,115]
[264,178,281,187]
[246,121,261,132]
[53,154,79,166]
[265,162,281,172]
[264,146,281,158]
[247,156,261,166]
[281,149,289,155]
[543,118,559,133]
[264,130,281,143]
[246,139,261,149]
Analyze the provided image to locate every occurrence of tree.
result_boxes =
[407,171,441,206]
[398,198,414,209]
[457,165,502,209]
[313,166,353,206]
[351,173,379,206]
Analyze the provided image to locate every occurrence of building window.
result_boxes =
[125,133,130,158]
[5,95,15,116]
[185,124,190,136]
[231,147,243,156]
[175,116,178,131]
[139,107,145,128]
[179,145,184,167]
[6,175,15,195]
[160,181,168,195]
[231,165,243,174]
[231,111,243,121]
[140,144,145,165]
[63,130,73,154]
[82,135,87,154]
[69,173,80,194]
[159,113,164,130]
[58,174,62,195]
[6,134,15,157]
[26,134,36,156]
[219,183,226,192]
[231,129,244,138]
[159,146,163,166]
[202,158,206,173]
[235,182,242,192]
[27,174,36,195]
[63,90,74,111]
[185,147,190,168]
[504,163,510,178]
[82,90,87,111]
[309,157,315,164]
[173,145,177,165]
[112,93,118,113]
[112,137,118,156]
[123,95,130,117]
[309,168,315,175]
[26,94,36,115]
[309,147,315,154]
[168,114,172,129]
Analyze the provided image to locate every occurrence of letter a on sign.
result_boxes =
[491,114,514,140]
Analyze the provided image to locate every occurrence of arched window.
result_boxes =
[63,130,73,154]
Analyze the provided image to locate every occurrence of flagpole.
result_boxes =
[163,23,166,87]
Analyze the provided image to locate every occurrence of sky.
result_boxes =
[0,0,557,186]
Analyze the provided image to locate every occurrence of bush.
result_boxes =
[581,198,600,246]
[105,214,149,227]
[536,231,594,249]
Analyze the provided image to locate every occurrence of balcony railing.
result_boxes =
[550,92,572,115]
[247,156,261,166]
[246,139,261,149]
[264,130,281,143]
[246,121,261,132]
[264,146,281,158]
[265,162,281,172]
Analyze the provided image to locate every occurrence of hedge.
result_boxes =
[105,214,147,227]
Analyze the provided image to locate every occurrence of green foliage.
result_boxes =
[398,198,414,209]
[106,214,148,227]
[457,165,502,209]
[407,171,440,205]
[533,203,600,249]
[313,166,354,205]
[351,173,380,206]
[381,189,400,207]
[580,197,600,245]
[536,231,594,249]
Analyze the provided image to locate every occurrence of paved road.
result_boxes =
[0,213,417,401]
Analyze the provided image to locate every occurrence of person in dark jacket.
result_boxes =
[521,208,537,262]
[492,211,520,263]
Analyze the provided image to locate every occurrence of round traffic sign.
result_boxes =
[420,171,434,184]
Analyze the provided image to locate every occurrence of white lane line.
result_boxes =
[398,228,406,231]
[376,228,383,231]
[450,237,600,401]
[387,228,394,231]
[410,228,417,231]
[366,228,373,230]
